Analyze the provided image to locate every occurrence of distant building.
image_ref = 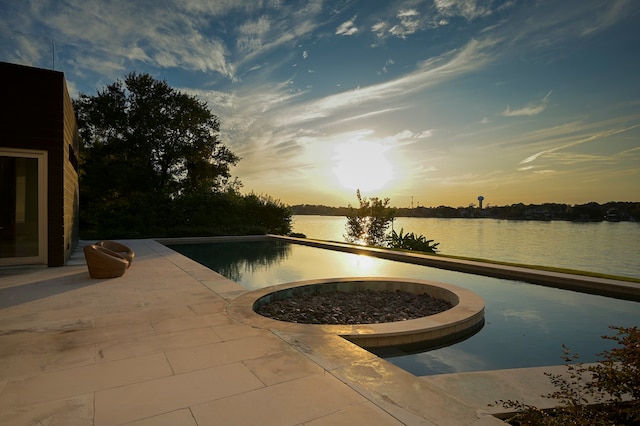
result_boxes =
[0,62,80,266]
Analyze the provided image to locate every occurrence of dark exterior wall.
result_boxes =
[0,62,80,266]
[62,79,80,264]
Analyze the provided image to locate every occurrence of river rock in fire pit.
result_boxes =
[255,289,452,324]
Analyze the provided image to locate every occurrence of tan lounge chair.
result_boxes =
[83,244,129,279]
[96,240,135,267]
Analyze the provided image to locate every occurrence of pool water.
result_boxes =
[169,240,640,376]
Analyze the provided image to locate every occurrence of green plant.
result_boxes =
[388,228,439,253]
[492,326,640,425]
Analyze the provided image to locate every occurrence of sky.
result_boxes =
[2,0,639,208]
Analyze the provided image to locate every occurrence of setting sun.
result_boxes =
[332,140,394,192]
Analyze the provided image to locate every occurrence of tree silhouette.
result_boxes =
[344,190,396,246]
[74,72,239,200]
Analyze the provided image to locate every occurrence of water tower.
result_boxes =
[477,195,484,209]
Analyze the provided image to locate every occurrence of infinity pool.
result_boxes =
[169,240,640,376]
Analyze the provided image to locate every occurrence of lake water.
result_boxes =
[292,215,640,279]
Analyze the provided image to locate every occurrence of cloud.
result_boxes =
[371,7,440,42]
[336,16,358,36]
[332,107,410,125]
[372,1,505,43]
[434,0,494,20]
[4,0,330,85]
[389,9,421,38]
[580,0,635,36]
[502,91,552,117]
[20,0,238,81]
[379,58,395,74]
[519,123,640,165]
[237,16,271,52]
[0,30,54,68]
[371,21,387,38]
[395,129,434,141]
[283,36,500,126]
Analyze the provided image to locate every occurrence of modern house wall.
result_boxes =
[0,62,80,266]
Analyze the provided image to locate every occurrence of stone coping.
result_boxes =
[227,277,485,349]
[269,235,640,302]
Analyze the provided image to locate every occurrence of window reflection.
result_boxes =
[0,156,39,258]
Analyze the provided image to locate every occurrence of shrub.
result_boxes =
[388,228,439,253]
[492,326,640,425]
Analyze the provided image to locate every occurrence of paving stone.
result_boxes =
[94,362,263,426]
[0,393,93,426]
[123,408,197,426]
[166,334,290,374]
[211,322,271,341]
[243,348,325,386]
[96,327,221,362]
[2,343,96,381]
[0,353,172,411]
[150,312,233,334]
[304,401,406,426]
[190,373,367,426]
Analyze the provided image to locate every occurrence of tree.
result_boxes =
[344,190,396,246]
[74,72,242,237]
[75,72,239,198]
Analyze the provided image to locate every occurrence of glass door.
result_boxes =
[0,149,47,265]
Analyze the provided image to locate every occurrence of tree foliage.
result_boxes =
[344,190,396,246]
[74,73,291,238]
[590,325,640,403]
[75,72,239,198]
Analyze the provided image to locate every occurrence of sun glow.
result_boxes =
[332,140,394,192]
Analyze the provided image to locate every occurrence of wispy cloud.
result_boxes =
[283,36,500,125]
[4,0,330,84]
[379,58,395,74]
[389,9,421,38]
[434,0,493,20]
[580,0,635,36]
[332,107,410,125]
[19,0,238,81]
[502,91,552,117]
[399,129,434,140]
[336,15,358,36]
[519,123,640,165]
[237,16,272,52]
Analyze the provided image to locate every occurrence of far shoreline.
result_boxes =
[291,201,640,222]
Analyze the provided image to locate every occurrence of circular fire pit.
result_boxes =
[227,277,485,349]
[255,286,453,324]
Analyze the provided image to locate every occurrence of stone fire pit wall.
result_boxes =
[244,277,485,350]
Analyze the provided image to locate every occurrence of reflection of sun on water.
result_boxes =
[346,253,378,274]
[333,140,393,192]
